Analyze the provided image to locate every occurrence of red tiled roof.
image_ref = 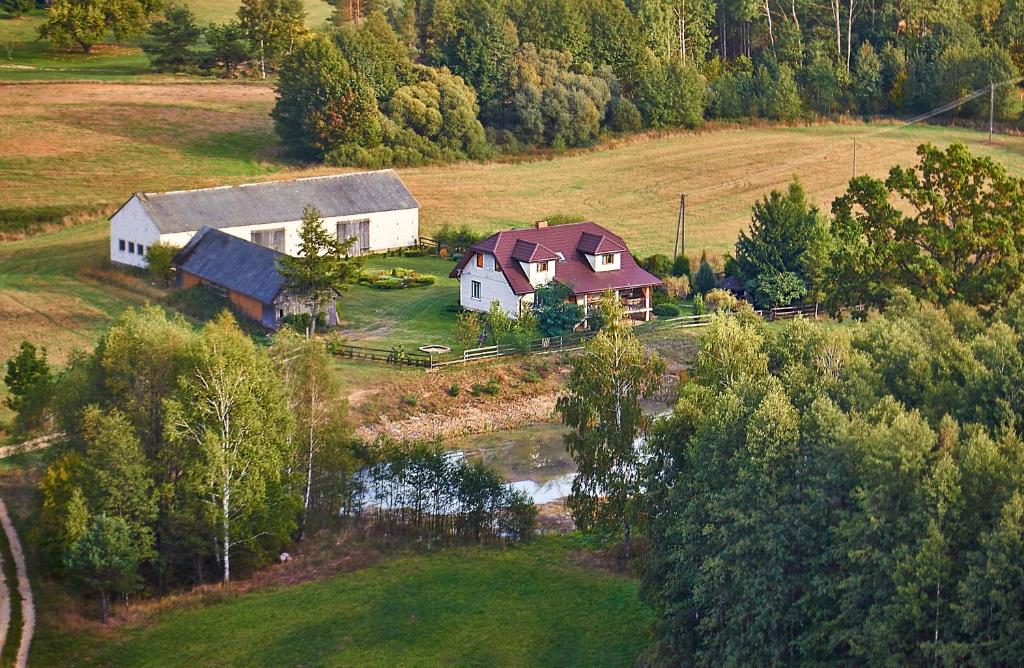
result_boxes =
[511,239,559,263]
[577,231,626,254]
[449,222,662,296]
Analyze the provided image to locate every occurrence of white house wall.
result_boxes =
[459,253,523,317]
[111,203,419,266]
[109,197,162,268]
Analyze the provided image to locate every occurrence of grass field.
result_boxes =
[0,2,332,82]
[33,536,651,667]
[5,79,1024,360]
[342,255,462,350]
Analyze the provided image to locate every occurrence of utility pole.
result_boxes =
[989,82,995,144]
[673,193,686,261]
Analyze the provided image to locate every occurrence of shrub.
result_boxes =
[693,293,706,315]
[145,242,180,287]
[282,312,326,333]
[401,394,419,406]
[356,268,437,289]
[671,254,692,279]
[524,370,540,383]
[694,256,718,294]
[447,383,461,397]
[704,288,739,312]
[435,224,485,254]
[642,254,673,278]
[664,275,691,300]
[653,304,681,317]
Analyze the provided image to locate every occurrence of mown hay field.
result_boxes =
[4,80,1024,360]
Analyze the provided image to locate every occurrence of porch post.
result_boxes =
[644,286,651,321]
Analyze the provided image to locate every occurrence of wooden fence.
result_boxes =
[331,304,826,370]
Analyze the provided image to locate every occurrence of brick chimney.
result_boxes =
[535,220,548,229]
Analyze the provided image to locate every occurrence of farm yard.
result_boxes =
[3,77,1024,362]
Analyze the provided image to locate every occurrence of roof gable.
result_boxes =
[511,239,559,263]
[450,222,661,296]
[173,227,287,304]
[124,170,418,234]
[577,231,627,255]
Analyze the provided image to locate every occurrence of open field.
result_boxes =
[33,536,651,667]
[5,80,1024,360]
[0,3,332,81]
[6,79,1024,255]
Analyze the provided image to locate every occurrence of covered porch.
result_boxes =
[575,286,653,323]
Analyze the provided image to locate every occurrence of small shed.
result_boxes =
[172,226,302,330]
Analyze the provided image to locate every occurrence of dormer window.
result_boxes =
[602,253,615,265]
[537,261,549,272]
[476,253,484,268]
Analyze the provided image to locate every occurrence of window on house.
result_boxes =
[118,239,126,252]
[537,261,548,272]
[138,245,145,256]
[471,280,482,300]
[251,228,286,252]
[602,253,615,265]
[128,241,135,254]
[476,253,484,268]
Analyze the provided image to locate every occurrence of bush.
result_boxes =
[653,304,681,317]
[281,312,326,333]
[447,383,461,397]
[642,254,673,278]
[145,242,180,287]
[435,224,485,254]
[664,276,691,300]
[694,256,718,294]
[693,293,706,315]
[470,376,501,396]
[356,267,437,289]
[524,370,540,383]
[672,254,692,279]
[704,288,739,312]
[401,394,419,407]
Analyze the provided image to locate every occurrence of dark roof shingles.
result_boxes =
[173,227,287,304]
[450,222,661,296]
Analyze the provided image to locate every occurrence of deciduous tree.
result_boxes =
[556,294,665,558]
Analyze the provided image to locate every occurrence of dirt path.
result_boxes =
[0,497,33,668]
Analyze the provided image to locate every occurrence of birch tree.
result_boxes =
[271,330,354,538]
[166,312,293,584]
[556,293,665,559]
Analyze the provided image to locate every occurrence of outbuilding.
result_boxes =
[172,226,304,330]
[110,170,419,268]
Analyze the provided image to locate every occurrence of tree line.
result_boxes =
[4,305,533,622]
[28,0,1019,163]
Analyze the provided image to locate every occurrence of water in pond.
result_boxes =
[446,401,670,505]
[446,423,575,505]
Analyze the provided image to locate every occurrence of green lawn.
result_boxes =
[340,255,464,351]
[34,537,652,667]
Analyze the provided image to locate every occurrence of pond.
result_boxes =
[446,401,671,505]
[447,423,575,505]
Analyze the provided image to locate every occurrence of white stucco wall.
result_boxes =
[584,251,622,272]
[109,197,162,268]
[460,252,524,317]
[519,260,555,288]
[110,201,420,266]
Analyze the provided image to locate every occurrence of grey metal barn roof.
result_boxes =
[173,227,287,304]
[134,170,418,234]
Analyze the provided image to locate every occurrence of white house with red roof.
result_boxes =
[449,221,662,322]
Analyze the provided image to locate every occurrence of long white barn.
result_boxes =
[109,170,420,268]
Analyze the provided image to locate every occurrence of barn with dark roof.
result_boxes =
[172,226,305,330]
[449,221,661,322]
[110,170,419,269]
